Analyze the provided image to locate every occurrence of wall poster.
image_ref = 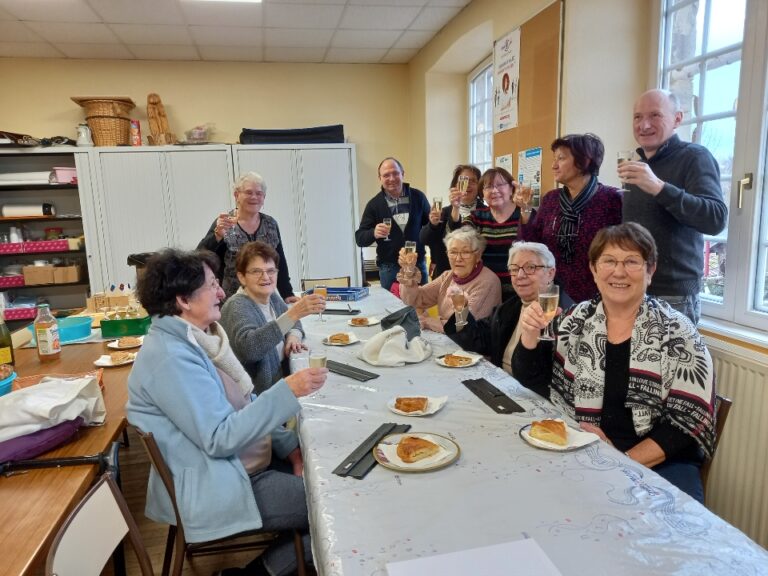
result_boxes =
[493,27,520,133]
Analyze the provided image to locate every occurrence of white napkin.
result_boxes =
[359,325,432,367]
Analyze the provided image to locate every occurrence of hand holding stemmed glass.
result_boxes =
[448,285,468,327]
[513,184,534,216]
[313,284,328,322]
[382,218,392,241]
[617,150,635,192]
[429,197,444,225]
[216,207,239,243]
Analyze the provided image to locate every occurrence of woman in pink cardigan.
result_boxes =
[397,227,501,332]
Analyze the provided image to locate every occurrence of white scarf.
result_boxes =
[188,321,254,397]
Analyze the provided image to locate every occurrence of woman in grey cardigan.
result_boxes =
[221,241,326,393]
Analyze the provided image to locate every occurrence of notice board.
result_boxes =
[494,1,562,191]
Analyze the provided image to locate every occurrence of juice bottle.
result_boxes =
[34,304,61,362]
[0,294,15,378]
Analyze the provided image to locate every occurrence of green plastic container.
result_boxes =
[100,315,151,338]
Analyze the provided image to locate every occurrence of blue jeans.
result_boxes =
[656,293,701,325]
[653,460,704,504]
[378,261,428,291]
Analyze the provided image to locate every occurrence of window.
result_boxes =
[659,0,768,331]
[469,60,493,173]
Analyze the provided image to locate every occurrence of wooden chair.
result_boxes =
[136,429,307,576]
[301,276,351,291]
[45,472,154,576]
[701,393,733,500]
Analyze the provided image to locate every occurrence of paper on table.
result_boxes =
[386,538,563,576]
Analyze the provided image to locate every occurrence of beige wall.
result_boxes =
[0,59,410,202]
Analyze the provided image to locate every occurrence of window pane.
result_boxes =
[702,55,741,116]
[756,244,768,313]
[469,63,493,169]
[701,116,736,184]
[668,2,704,64]
[708,0,746,52]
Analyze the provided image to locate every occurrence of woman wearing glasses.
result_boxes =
[220,241,325,394]
[445,242,557,377]
[520,133,622,303]
[396,227,501,333]
[199,171,297,302]
[448,167,531,300]
[514,223,715,503]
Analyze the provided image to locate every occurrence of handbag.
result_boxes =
[381,306,421,341]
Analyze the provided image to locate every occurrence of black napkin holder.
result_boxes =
[462,378,525,414]
[333,422,411,480]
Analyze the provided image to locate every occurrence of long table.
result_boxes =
[297,288,768,575]
[0,343,130,576]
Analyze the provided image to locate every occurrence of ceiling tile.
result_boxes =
[340,6,421,30]
[332,29,400,49]
[325,47,386,63]
[265,3,344,29]
[410,6,460,30]
[380,48,418,63]
[393,29,432,50]
[0,0,100,22]
[198,45,263,62]
[25,22,120,44]
[265,28,333,49]
[349,0,427,5]
[426,0,471,6]
[110,24,192,45]
[0,21,44,42]
[189,25,262,47]
[55,42,135,59]
[87,0,184,25]
[263,0,344,3]
[0,41,63,57]
[128,44,200,60]
[179,2,262,27]
[264,45,325,63]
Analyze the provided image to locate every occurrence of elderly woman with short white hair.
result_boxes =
[396,227,501,333]
[199,171,297,303]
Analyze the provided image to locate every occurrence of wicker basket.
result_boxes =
[71,96,135,146]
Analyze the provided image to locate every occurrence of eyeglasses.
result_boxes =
[246,268,278,278]
[596,256,645,272]
[509,263,548,275]
[447,249,477,259]
[483,182,509,192]
[238,189,265,197]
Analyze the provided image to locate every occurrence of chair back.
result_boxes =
[46,472,154,576]
[701,393,733,499]
[301,276,351,291]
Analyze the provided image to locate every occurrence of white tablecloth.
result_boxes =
[296,288,768,576]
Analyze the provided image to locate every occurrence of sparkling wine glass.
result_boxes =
[309,350,327,368]
[538,283,560,341]
[403,241,417,276]
[448,285,468,327]
[617,150,634,192]
[314,284,327,322]
[432,196,443,211]
[457,175,470,195]
[382,218,392,241]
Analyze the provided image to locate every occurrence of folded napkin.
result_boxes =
[359,325,432,367]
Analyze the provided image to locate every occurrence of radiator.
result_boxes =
[703,335,768,548]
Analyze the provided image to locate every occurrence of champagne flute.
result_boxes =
[432,196,443,211]
[382,217,392,241]
[309,350,327,368]
[538,283,560,341]
[403,240,417,276]
[617,150,634,192]
[518,184,533,215]
[457,175,470,196]
[314,284,327,322]
[448,285,468,327]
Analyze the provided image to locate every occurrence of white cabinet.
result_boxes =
[87,146,233,288]
[232,144,360,286]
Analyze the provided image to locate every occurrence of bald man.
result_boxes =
[619,89,727,324]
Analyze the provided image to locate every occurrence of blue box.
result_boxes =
[307,287,369,302]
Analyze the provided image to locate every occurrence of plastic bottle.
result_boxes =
[34,304,61,362]
[0,294,15,377]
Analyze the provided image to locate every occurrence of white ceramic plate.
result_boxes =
[373,432,460,472]
[434,351,482,368]
[107,336,144,350]
[387,396,448,417]
[94,353,136,367]
[518,421,600,452]
[347,316,380,327]
[322,332,360,346]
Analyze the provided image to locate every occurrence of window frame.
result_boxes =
[468,57,493,173]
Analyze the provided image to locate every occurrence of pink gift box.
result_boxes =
[0,243,24,255]
[0,275,24,288]
[22,240,70,253]
[4,308,36,321]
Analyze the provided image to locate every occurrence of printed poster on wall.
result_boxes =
[493,27,520,133]
[495,154,513,173]
[518,147,543,208]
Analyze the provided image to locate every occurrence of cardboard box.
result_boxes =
[87,293,108,312]
[53,265,81,284]
[22,265,55,285]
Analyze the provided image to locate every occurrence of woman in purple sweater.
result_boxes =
[520,133,622,303]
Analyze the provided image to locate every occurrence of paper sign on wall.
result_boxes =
[493,27,520,133]
[496,154,513,172]
[518,147,543,208]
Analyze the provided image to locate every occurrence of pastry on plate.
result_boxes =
[529,419,567,446]
[328,333,350,344]
[443,353,472,367]
[396,435,441,463]
[117,336,142,348]
[394,397,428,413]
[109,351,135,364]
[350,317,369,326]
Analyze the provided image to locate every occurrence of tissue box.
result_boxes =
[53,265,81,284]
[23,265,55,285]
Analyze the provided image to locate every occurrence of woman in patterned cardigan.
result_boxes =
[513,222,716,503]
